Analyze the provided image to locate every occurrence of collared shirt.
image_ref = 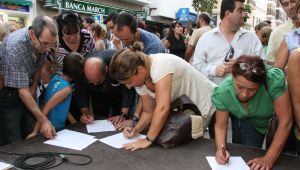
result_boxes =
[138,28,166,54]
[285,27,300,52]
[211,66,286,134]
[192,26,264,84]
[188,25,211,63]
[266,19,293,62]
[1,28,46,88]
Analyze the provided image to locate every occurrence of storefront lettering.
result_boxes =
[65,2,86,11]
[44,0,144,16]
[87,6,105,14]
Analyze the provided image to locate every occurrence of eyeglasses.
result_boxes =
[237,63,265,75]
[85,75,106,86]
[224,46,234,62]
[36,38,58,49]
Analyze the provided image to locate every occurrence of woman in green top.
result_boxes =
[212,55,292,170]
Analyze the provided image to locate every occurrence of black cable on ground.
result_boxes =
[0,151,92,169]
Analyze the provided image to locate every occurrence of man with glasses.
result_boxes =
[76,49,135,128]
[192,0,264,85]
[0,16,57,146]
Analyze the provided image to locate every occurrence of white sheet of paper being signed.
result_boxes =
[44,129,97,150]
[0,161,13,170]
[99,132,146,149]
[86,120,115,133]
[206,156,249,170]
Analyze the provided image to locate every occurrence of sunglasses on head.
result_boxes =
[224,46,234,62]
[237,62,265,75]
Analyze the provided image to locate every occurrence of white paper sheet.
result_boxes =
[206,156,250,170]
[99,132,146,149]
[44,129,97,150]
[86,120,115,133]
[0,162,13,170]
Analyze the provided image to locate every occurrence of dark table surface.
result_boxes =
[0,123,299,170]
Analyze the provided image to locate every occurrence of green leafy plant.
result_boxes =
[244,3,252,22]
[192,0,218,14]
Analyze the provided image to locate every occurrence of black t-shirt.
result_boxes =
[167,35,186,59]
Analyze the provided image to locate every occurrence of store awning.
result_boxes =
[1,0,32,6]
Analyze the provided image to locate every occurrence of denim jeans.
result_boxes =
[231,115,265,148]
[296,138,300,156]
[0,88,25,146]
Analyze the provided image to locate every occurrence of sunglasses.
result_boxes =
[224,46,234,62]
[237,63,265,75]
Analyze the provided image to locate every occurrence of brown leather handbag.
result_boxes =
[155,95,202,149]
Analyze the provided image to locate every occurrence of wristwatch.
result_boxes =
[146,135,155,143]
[121,112,129,120]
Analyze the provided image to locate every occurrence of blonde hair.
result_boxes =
[109,41,147,81]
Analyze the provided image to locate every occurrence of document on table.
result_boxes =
[44,129,97,151]
[86,120,115,133]
[99,132,146,149]
[206,156,250,170]
[0,161,13,170]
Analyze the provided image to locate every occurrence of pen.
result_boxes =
[221,144,228,165]
[128,116,138,137]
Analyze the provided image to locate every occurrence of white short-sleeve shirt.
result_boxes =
[192,26,264,84]
[135,53,216,128]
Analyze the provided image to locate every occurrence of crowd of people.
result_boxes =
[1,0,300,169]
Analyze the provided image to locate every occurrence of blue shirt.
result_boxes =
[45,75,71,129]
[285,28,300,52]
[139,29,166,54]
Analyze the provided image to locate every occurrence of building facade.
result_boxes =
[0,0,34,28]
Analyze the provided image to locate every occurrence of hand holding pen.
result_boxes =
[216,144,230,165]
[222,144,229,165]
[123,116,138,138]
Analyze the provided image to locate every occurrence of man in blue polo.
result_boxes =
[113,12,165,54]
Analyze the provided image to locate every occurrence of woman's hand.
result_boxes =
[247,156,274,170]
[215,149,230,165]
[123,138,152,151]
[80,114,94,124]
[108,115,122,125]
[123,126,137,138]
[115,119,132,130]
[26,132,38,139]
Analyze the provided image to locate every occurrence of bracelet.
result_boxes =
[131,115,139,127]
[146,136,155,143]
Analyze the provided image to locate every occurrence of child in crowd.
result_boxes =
[27,52,83,138]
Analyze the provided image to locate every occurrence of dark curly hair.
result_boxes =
[56,11,82,38]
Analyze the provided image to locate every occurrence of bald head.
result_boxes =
[84,57,106,84]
